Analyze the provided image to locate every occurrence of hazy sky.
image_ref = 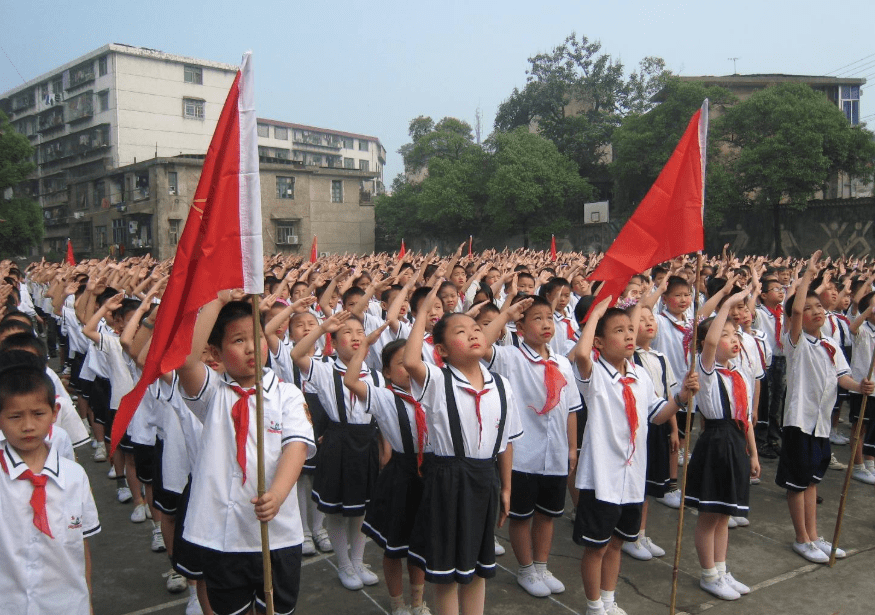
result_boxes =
[3,0,874,182]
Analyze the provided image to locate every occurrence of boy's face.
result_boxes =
[778,269,791,285]
[517,304,555,346]
[216,317,267,381]
[636,307,657,344]
[552,286,572,311]
[571,275,587,296]
[291,284,309,303]
[653,272,667,287]
[594,314,635,362]
[450,267,467,289]
[333,320,365,360]
[397,268,413,286]
[664,285,692,315]
[381,290,408,319]
[425,298,444,333]
[819,284,838,311]
[802,296,826,333]
[485,269,500,287]
[0,392,59,457]
[290,313,319,343]
[761,282,784,306]
[517,277,536,295]
[438,286,459,314]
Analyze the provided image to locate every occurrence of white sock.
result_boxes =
[533,561,547,576]
[348,516,367,563]
[325,515,351,568]
[519,562,535,577]
[865,459,875,471]
[586,598,604,614]
[638,529,645,539]
[189,584,197,597]
[715,561,727,574]
[855,463,866,471]
[296,482,310,534]
[701,566,719,583]
[600,589,615,611]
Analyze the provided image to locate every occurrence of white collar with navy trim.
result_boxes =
[2,440,65,488]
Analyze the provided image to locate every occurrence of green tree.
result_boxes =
[0,110,42,257]
[399,116,477,172]
[717,83,875,254]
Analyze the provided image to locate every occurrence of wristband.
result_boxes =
[142,321,155,330]
[674,392,687,407]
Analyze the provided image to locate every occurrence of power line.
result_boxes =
[0,43,27,85]
[835,58,875,78]
[826,52,875,76]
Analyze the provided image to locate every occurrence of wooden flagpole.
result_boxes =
[669,254,703,615]
[251,293,274,615]
[829,344,875,566]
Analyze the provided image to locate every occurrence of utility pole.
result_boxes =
[474,106,482,145]
[728,57,739,75]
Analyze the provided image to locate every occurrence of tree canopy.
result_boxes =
[0,110,42,257]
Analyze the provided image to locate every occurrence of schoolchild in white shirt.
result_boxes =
[569,299,698,615]
[177,296,315,615]
[481,295,577,598]
[776,252,874,565]
[408,286,449,367]
[291,310,385,591]
[345,338,430,615]
[753,277,786,457]
[847,292,875,483]
[0,354,100,615]
[541,277,578,357]
[403,285,523,615]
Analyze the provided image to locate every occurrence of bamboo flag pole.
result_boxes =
[251,293,274,615]
[829,344,875,566]
[669,254,703,615]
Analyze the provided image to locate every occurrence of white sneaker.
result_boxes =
[185,591,203,615]
[337,564,363,590]
[62,366,72,376]
[829,432,849,445]
[91,439,99,449]
[605,605,628,615]
[728,516,738,529]
[516,571,551,597]
[656,489,682,509]
[353,562,379,585]
[392,607,412,615]
[750,476,761,485]
[411,604,432,615]
[677,448,686,466]
[851,467,875,485]
[621,538,653,560]
[164,569,187,593]
[131,503,147,523]
[641,536,666,557]
[700,575,741,600]
[731,516,750,527]
[94,443,107,462]
[721,571,750,595]
[117,487,133,503]
[539,568,565,593]
[792,541,829,564]
[814,537,846,559]
[494,539,506,555]
[151,526,166,552]
[314,528,333,552]
[302,535,317,555]
[107,466,118,479]
[829,454,848,471]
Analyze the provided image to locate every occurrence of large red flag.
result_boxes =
[587,101,708,316]
[66,239,76,266]
[111,52,264,453]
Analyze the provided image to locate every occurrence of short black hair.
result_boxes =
[112,298,142,323]
[519,294,552,319]
[381,284,405,304]
[381,339,406,372]
[342,286,366,305]
[539,277,570,300]
[784,290,821,315]
[0,319,32,339]
[432,313,473,347]
[574,295,596,326]
[594,307,631,338]
[665,275,691,294]
[859,291,875,315]
[0,350,55,412]
[410,286,434,314]
[96,287,120,308]
[208,301,263,348]
[0,333,47,363]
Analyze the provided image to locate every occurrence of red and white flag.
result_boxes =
[111,52,264,453]
[587,101,708,316]
[66,239,76,266]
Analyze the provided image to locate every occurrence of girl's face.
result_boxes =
[333,320,365,361]
[819,284,838,311]
[664,285,692,315]
[802,296,826,333]
[485,269,500,287]
[397,268,413,286]
[355,275,371,290]
[622,282,641,300]
[437,315,487,363]
[571,275,588,295]
[636,307,657,345]
[290,313,319,343]
[715,322,741,363]
[424,298,444,333]
[384,350,411,390]
[450,267,467,290]
[839,295,851,311]
[729,302,753,328]
[438,286,459,314]
[327,290,340,310]
[594,314,635,363]
[473,291,489,305]
[553,286,571,311]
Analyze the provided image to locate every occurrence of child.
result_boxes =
[776,252,873,564]
[0,352,100,614]
[684,289,760,601]
[540,277,577,356]
[848,292,875,483]
[345,339,430,615]
[177,296,315,615]
[570,299,698,615]
[403,285,523,615]
[753,277,786,458]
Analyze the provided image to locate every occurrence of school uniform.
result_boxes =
[754,303,787,447]
[550,311,579,357]
[823,311,853,409]
[0,440,100,615]
[684,358,753,517]
[181,366,315,615]
[572,357,669,547]
[304,356,383,516]
[45,367,90,449]
[484,342,580,519]
[634,347,678,497]
[652,310,693,439]
[358,383,427,558]
[407,363,523,584]
[849,321,875,455]
[776,334,850,492]
[276,350,328,476]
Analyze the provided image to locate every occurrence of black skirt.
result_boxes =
[684,420,750,517]
[362,451,424,558]
[311,421,379,516]
[301,392,328,476]
[407,455,499,584]
[645,421,672,498]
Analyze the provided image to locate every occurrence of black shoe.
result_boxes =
[758,445,778,460]
[816,495,823,505]
[768,442,782,456]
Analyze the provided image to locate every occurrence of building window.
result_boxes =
[98,90,109,112]
[274,127,288,140]
[344,158,355,169]
[168,172,178,195]
[95,226,107,249]
[169,219,181,245]
[112,219,125,245]
[184,65,203,84]
[342,138,353,149]
[331,180,343,203]
[183,98,205,119]
[257,123,270,138]
[275,221,299,245]
[98,56,108,77]
[359,160,369,172]
[277,176,295,199]
[358,139,369,152]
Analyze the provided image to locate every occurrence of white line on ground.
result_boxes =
[494,561,582,615]
[120,597,188,615]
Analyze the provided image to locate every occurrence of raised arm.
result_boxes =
[481,297,533,347]
[789,252,821,346]
[264,296,316,354]
[291,311,351,374]
[83,293,124,345]
[403,285,440,387]
[343,335,372,402]
[570,296,612,378]
[701,288,747,372]
[176,296,226,398]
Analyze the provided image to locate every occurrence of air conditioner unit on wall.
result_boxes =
[288,235,298,245]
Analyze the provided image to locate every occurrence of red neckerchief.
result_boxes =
[618,375,639,464]
[830,314,837,336]
[754,338,767,373]
[0,453,53,538]
[559,316,578,341]
[424,334,445,367]
[323,334,334,357]
[820,339,836,365]
[763,303,784,350]
[459,386,488,448]
[520,347,567,414]
[717,368,749,433]
[665,314,694,356]
[229,386,253,484]
[391,388,428,474]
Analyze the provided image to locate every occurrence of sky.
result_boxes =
[3,0,875,183]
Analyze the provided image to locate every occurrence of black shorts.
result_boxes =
[152,437,180,514]
[775,426,830,492]
[849,394,875,455]
[508,471,567,519]
[117,429,133,451]
[133,442,156,484]
[201,545,302,615]
[90,377,112,427]
[572,489,642,548]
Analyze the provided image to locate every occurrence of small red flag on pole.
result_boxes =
[550,235,557,261]
[66,238,76,266]
[309,236,318,263]
[399,238,406,258]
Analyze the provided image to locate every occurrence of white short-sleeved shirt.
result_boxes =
[357,383,425,454]
[695,357,754,422]
[652,311,691,384]
[754,304,785,358]
[304,357,383,424]
[634,347,678,400]
[851,321,875,384]
[62,304,87,355]
[738,330,766,386]
[412,363,523,459]
[181,367,316,552]
[0,441,100,615]
[45,368,90,448]
[821,312,851,349]
[751,327,773,369]
[97,331,134,410]
[575,357,669,504]
[366,321,406,372]
[163,374,204,488]
[784,333,850,437]
[483,343,580,475]
[550,312,579,357]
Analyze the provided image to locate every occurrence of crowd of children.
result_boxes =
[2,245,874,615]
